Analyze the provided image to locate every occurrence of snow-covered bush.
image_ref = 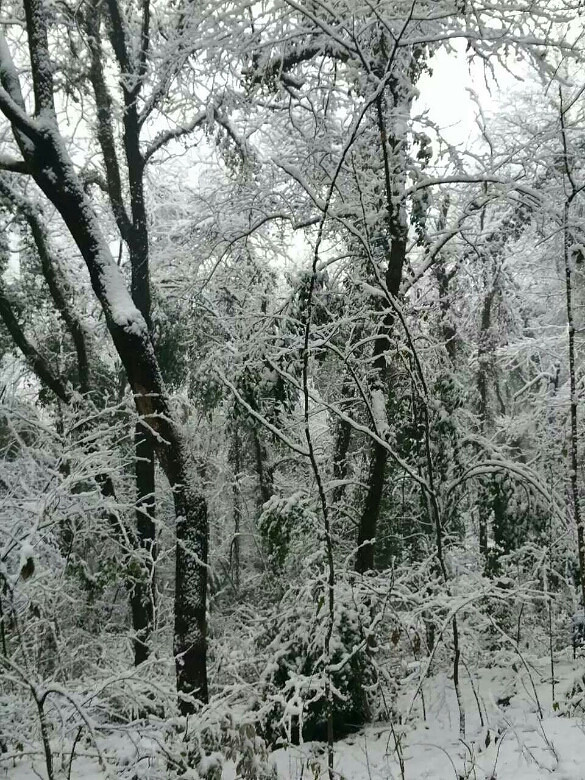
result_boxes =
[257,493,313,571]
[253,571,379,745]
[157,706,277,780]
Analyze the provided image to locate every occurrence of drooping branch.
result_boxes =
[0,275,71,404]
[0,177,90,393]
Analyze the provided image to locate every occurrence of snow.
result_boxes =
[371,389,389,439]
[8,656,585,779]
[273,657,585,779]
[18,539,34,569]
[99,263,149,339]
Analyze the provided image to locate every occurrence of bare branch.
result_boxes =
[143,110,207,163]
[0,155,30,174]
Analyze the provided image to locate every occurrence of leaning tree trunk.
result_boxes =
[0,12,208,708]
[86,2,157,667]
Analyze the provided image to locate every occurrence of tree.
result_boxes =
[0,0,208,710]
[227,0,571,573]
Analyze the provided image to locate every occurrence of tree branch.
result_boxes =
[0,274,71,404]
[22,0,56,115]
[0,177,90,393]
[85,5,132,240]
[0,155,30,174]
[143,110,207,163]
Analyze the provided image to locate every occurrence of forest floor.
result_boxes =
[5,651,585,779]
[274,652,585,779]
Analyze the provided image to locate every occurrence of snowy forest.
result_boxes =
[2,0,585,777]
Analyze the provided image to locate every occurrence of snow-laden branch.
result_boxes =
[215,369,310,457]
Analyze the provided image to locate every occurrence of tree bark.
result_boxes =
[559,90,585,612]
[355,234,407,573]
[354,87,408,573]
[252,426,273,507]
[130,425,156,666]
[231,425,242,591]
[0,12,208,707]
[331,377,353,509]
[86,1,157,666]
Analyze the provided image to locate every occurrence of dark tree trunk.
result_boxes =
[355,440,387,573]
[125,143,157,669]
[131,425,156,666]
[434,258,460,365]
[477,287,496,568]
[331,378,353,509]
[252,426,273,506]
[231,426,242,591]
[0,17,209,703]
[355,235,406,572]
[87,1,157,665]
[354,87,408,573]
[174,476,209,709]
[563,202,585,610]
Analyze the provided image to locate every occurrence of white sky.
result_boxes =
[415,42,520,152]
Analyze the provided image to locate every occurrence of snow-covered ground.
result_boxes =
[274,654,585,780]
[5,653,585,779]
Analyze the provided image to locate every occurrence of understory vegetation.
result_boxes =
[1,0,585,777]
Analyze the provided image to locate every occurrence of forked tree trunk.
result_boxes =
[0,11,208,708]
[86,1,157,666]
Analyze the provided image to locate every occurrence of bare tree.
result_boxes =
[0,0,208,710]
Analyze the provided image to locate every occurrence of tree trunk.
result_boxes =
[125,127,157,669]
[354,87,408,573]
[173,472,209,709]
[231,426,242,591]
[355,440,387,573]
[130,425,156,666]
[0,20,209,704]
[355,232,407,572]
[563,201,585,610]
[86,1,157,665]
[252,426,273,507]
[477,286,496,570]
[331,377,353,509]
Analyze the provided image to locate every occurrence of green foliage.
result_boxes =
[478,475,549,576]
[171,715,277,780]
[255,576,377,745]
[257,493,313,569]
